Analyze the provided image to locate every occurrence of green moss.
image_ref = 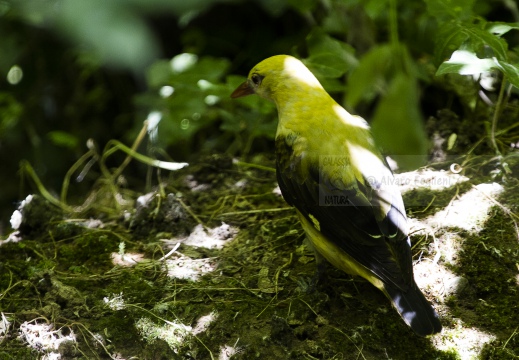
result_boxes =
[2,154,519,358]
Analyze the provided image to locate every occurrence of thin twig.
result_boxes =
[234,161,276,172]
[112,120,149,180]
[176,197,209,231]
[159,243,181,261]
[218,207,293,217]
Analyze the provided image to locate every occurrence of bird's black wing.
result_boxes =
[276,136,413,291]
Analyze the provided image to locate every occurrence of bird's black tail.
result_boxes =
[384,282,442,336]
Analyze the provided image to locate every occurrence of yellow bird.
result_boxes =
[231,55,441,336]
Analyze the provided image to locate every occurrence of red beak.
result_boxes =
[231,81,254,98]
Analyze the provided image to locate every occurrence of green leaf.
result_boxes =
[433,22,468,65]
[47,131,79,149]
[286,0,317,13]
[303,28,357,79]
[318,78,347,94]
[303,54,347,78]
[346,44,404,108]
[424,0,474,21]
[494,60,519,89]
[433,21,510,65]
[57,0,159,72]
[447,133,457,150]
[436,50,496,76]
[147,55,230,89]
[147,60,173,88]
[346,45,391,107]
[370,74,427,170]
[0,92,22,135]
[462,24,508,61]
[142,55,232,146]
[436,52,519,94]
[181,57,230,81]
[486,22,519,37]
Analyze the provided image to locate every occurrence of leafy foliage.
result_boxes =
[2,1,519,358]
[429,0,519,88]
[1,0,519,226]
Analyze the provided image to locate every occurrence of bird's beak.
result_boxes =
[231,80,254,98]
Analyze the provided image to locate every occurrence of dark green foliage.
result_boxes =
[1,0,518,229]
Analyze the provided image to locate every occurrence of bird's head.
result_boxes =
[231,55,323,103]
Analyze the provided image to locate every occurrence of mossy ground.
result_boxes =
[1,151,518,359]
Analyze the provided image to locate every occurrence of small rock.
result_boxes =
[445,276,469,296]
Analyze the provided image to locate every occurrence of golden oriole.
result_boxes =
[231,55,442,336]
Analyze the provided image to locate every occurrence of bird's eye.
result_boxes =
[251,74,263,86]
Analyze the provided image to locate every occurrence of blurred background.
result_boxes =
[0,0,517,233]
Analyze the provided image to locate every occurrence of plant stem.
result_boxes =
[490,78,507,155]
[389,0,399,45]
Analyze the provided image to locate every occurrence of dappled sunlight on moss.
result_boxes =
[164,256,217,281]
[2,157,518,358]
[164,223,238,250]
[432,325,496,359]
[404,169,518,358]
[18,320,76,359]
[395,168,469,195]
[135,317,192,354]
[423,182,504,231]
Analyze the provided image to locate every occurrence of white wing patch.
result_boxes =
[333,104,370,130]
[283,57,322,89]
